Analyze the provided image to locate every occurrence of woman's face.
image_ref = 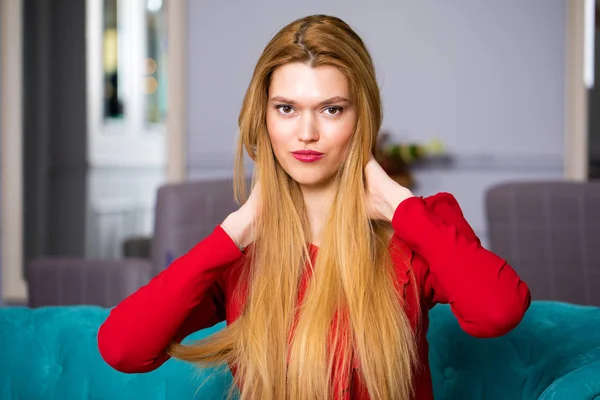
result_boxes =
[266,63,357,189]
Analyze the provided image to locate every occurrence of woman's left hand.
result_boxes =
[365,155,415,221]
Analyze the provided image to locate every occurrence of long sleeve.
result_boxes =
[391,193,531,338]
[97,225,244,373]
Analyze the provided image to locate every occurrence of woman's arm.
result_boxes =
[390,192,531,338]
[98,183,259,373]
[97,223,245,373]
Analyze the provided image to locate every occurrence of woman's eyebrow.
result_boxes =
[269,96,350,107]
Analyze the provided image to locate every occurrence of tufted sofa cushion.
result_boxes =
[0,306,231,399]
[428,301,600,399]
[0,302,599,399]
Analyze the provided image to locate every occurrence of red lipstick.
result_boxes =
[291,150,324,163]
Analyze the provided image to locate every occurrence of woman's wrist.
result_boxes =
[219,223,245,252]
[221,209,254,251]
[383,183,415,222]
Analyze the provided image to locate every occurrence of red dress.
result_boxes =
[97,193,531,399]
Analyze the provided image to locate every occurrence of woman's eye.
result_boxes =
[277,105,293,114]
[324,107,342,115]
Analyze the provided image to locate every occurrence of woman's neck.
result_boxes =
[300,182,336,247]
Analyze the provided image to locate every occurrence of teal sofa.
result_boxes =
[1,302,599,399]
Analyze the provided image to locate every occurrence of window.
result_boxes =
[87,0,167,166]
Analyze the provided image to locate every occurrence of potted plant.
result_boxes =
[375,131,444,188]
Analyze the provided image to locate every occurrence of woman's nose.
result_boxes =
[297,114,319,142]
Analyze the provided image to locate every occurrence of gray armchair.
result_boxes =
[26,177,249,308]
[149,177,249,277]
[26,258,152,308]
[485,180,600,306]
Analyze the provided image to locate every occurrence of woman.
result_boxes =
[98,14,531,400]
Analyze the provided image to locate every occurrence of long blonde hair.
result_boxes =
[168,15,418,399]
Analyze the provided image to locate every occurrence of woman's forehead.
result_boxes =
[269,63,350,105]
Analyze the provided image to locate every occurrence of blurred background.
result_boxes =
[0,0,598,307]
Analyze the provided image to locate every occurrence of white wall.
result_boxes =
[185,1,566,243]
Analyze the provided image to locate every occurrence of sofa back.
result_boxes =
[2,302,599,399]
[0,306,231,399]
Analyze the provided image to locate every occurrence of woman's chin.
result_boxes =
[289,173,335,189]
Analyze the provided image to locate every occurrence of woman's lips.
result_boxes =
[291,151,324,163]
[292,154,323,162]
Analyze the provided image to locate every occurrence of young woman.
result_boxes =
[98,14,531,400]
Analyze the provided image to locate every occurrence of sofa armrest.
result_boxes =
[26,257,152,308]
[538,355,600,399]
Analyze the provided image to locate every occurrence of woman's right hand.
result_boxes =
[220,181,261,250]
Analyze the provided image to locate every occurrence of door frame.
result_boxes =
[0,0,187,304]
[166,0,187,182]
[565,0,592,180]
[1,0,26,303]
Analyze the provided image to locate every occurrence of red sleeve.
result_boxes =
[97,225,244,373]
[392,193,531,338]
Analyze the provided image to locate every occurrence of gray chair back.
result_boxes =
[485,181,600,305]
[150,178,251,276]
[26,258,152,308]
